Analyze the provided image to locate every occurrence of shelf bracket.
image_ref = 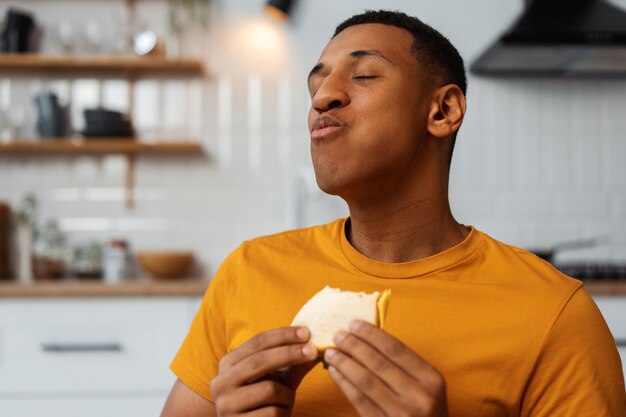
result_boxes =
[125,154,136,210]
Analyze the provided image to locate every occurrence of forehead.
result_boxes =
[318,23,416,67]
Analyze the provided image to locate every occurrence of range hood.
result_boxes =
[471,0,626,77]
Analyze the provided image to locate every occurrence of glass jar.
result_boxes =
[32,219,69,280]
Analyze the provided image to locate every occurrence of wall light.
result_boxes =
[216,17,292,76]
[265,0,295,22]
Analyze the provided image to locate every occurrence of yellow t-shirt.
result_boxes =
[171,219,626,417]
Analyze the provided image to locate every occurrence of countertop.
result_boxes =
[0,278,209,298]
[581,281,626,296]
[0,279,625,298]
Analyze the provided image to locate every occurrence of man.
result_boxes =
[161,10,626,417]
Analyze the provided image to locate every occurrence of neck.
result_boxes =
[345,186,468,264]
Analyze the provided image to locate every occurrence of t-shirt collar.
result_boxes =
[339,217,483,279]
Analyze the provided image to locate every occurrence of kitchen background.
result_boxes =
[0,0,625,416]
[0,0,624,272]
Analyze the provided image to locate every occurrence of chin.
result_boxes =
[314,175,341,196]
[314,171,360,199]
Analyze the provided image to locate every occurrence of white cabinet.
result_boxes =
[592,296,626,382]
[0,297,202,417]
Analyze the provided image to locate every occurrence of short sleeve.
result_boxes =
[520,287,626,417]
[169,246,241,402]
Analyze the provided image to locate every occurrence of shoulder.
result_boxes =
[210,218,344,287]
[521,284,626,413]
[473,229,582,297]
[238,218,345,258]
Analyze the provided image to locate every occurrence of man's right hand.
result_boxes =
[210,326,319,417]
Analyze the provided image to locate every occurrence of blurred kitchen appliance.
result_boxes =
[1,8,35,53]
[529,237,602,264]
[0,201,11,280]
[82,108,134,138]
[34,91,70,138]
[557,263,626,281]
[471,0,626,77]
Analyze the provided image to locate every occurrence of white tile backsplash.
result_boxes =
[1,0,625,273]
[494,192,554,218]
[554,193,611,218]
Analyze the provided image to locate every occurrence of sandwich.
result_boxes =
[291,286,391,351]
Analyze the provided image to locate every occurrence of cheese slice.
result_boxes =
[291,286,391,351]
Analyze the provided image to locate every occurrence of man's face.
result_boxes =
[307,23,430,198]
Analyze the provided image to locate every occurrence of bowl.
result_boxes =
[136,251,194,279]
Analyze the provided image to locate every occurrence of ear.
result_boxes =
[426,84,466,139]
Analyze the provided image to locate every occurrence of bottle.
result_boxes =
[15,194,37,283]
[103,239,131,283]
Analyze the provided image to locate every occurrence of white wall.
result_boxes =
[0,0,625,277]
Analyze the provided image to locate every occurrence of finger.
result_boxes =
[277,357,322,390]
[328,365,385,417]
[243,406,291,417]
[225,342,318,387]
[333,330,422,396]
[214,380,294,414]
[220,326,310,371]
[349,320,440,386]
[324,348,401,413]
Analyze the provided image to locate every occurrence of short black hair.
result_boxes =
[333,10,467,96]
[333,10,467,163]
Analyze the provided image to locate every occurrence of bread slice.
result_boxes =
[291,286,391,351]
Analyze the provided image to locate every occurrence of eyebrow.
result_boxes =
[307,49,395,85]
[349,49,394,65]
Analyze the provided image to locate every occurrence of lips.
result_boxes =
[311,115,343,139]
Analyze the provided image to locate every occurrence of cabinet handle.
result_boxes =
[41,342,123,353]
[616,339,626,348]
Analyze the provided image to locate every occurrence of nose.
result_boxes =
[311,76,350,113]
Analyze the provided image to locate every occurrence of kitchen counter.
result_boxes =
[582,281,626,296]
[0,278,209,298]
[0,279,624,298]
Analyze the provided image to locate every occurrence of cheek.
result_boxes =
[347,101,422,173]
[353,96,418,148]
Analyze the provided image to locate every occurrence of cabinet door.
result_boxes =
[0,397,167,417]
[0,298,192,394]
[592,296,626,381]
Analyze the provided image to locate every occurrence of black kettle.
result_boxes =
[34,91,70,138]
[1,8,35,53]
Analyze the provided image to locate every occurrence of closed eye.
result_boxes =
[353,75,378,80]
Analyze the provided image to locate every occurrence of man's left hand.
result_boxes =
[324,320,448,417]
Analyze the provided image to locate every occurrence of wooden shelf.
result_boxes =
[0,139,204,155]
[0,53,206,76]
[0,278,210,298]
[1,0,208,212]
[0,139,206,209]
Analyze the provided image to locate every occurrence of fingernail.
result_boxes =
[349,320,361,331]
[334,330,348,344]
[324,348,336,361]
[296,327,310,340]
[328,366,338,375]
[302,343,316,358]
